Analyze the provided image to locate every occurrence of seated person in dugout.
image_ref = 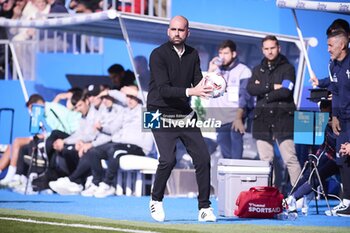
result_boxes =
[286,100,339,216]
[0,93,80,188]
[48,85,154,197]
[44,88,123,193]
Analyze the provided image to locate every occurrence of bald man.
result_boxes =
[147,15,216,222]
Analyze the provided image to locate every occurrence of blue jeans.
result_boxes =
[216,123,243,159]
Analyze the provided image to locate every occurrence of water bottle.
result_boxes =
[288,211,298,220]
[275,212,288,220]
[301,195,309,216]
[213,57,223,66]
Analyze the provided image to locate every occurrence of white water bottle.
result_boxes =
[288,211,298,220]
[275,212,288,220]
[301,195,309,216]
[213,57,223,66]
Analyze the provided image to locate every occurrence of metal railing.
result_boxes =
[0,39,11,80]
[102,0,171,18]
[0,39,28,84]
[30,0,172,55]
[0,39,29,100]
[1,0,172,81]
[35,30,104,55]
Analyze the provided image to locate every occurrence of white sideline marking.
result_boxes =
[0,217,159,233]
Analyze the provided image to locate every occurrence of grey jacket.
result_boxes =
[108,90,154,155]
[64,106,99,145]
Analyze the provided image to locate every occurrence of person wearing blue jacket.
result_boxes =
[326,29,350,217]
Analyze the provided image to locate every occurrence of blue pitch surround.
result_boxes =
[0,189,349,227]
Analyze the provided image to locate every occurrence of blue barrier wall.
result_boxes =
[0,81,31,143]
[0,0,349,139]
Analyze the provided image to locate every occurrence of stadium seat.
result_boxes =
[118,155,158,197]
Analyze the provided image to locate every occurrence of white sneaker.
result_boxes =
[325,201,348,216]
[8,175,27,189]
[0,174,14,186]
[13,183,38,195]
[0,178,10,186]
[49,177,83,195]
[0,166,16,186]
[198,207,216,222]
[48,177,67,192]
[81,183,98,197]
[13,173,38,195]
[94,182,115,198]
[149,200,165,222]
[84,175,93,189]
[286,195,297,213]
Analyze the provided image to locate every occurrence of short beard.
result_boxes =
[169,37,185,46]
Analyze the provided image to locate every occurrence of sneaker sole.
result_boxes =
[337,213,350,217]
[94,190,116,198]
[325,205,348,216]
[81,192,95,197]
[198,218,216,222]
[150,215,165,222]
[49,182,81,195]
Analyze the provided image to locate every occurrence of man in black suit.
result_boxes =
[147,15,216,222]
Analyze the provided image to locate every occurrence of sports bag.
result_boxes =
[234,186,284,218]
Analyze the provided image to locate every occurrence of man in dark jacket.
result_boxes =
[147,15,216,222]
[326,28,350,217]
[247,35,301,188]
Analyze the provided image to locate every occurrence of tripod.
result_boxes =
[289,150,332,214]
[24,104,47,194]
[24,135,40,194]
[24,135,48,194]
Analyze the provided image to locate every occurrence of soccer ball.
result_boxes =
[204,72,227,98]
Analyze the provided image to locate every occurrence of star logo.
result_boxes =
[143,110,162,129]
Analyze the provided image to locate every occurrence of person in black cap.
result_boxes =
[87,84,101,96]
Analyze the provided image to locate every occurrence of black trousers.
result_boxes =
[58,144,80,174]
[69,148,92,185]
[89,142,145,186]
[45,130,70,162]
[151,126,211,210]
[17,139,46,176]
